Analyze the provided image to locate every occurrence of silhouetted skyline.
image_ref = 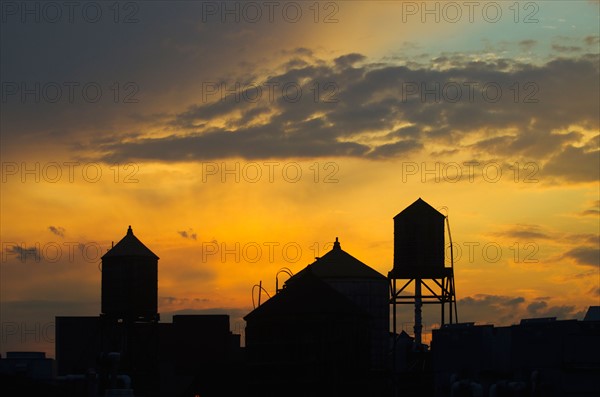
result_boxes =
[2,4,598,395]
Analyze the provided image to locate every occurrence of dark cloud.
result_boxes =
[543,142,600,183]
[493,224,551,240]
[519,39,537,51]
[581,209,600,216]
[177,229,197,240]
[458,294,526,324]
[2,2,597,185]
[334,53,367,68]
[457,294,585,324]
[159,296,210,306]
[563,246,600,267]
[460,294,525,308]
[48,226,65,238]
[504,297,526,306]
[457,294,525,325]
[367,139,423,159]
[563,233,599,246]
[525,300,585,320]
[580,200,600,216]
[584,36,600,46]
[552,44,582,53]
[92,54,598,178]
[564,270,597,280]
[473,130,583,159]
[527,300,547,315]
[4,245,42,262]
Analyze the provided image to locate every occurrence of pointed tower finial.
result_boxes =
[333,237,341,250]
[127,225,133,235]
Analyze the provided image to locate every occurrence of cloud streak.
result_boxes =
[563,246,600,268]
[48,226,66,238]
[91,54,598,185]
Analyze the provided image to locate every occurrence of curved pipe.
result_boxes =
[275,267,294,293]
[251,283,272,309]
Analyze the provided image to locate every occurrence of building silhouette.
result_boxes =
[55,226,242,397]
[244,238,390,396]
[432,312,600,396]
[101,225,159,323]
[390,198,457,349]
[287,237,389,370]
[1,200,597,397]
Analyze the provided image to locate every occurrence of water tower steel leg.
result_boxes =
[414,278,422,346]
[441,285,445,326]
[452,275,458,323]
[449,277,453,324]
[392,278,397,373]
[392,278,397,336]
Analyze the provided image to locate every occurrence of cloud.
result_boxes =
[504,297,526,306]
[580,200,600,216]
[584,36,600,46]
[543,141,600,183]
[177,229,197,240]
[458,294,526,324]
[563,246,600,267]
[564,270,597,280]
[552,44,582,53]
[563,233,599,246]
[48,226,65,237]
[367,139,423,159]
[493,224,551,240]
[159,296,210,306]
[460,294,525,308]
[518,39,537,51]
[334,53,367,68]
[526,300,585,320]
[93,54,598,180]
[4,245,42,262]
[457,294,585,324]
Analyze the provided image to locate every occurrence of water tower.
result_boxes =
[100,226,160,395]
[101,226,159,323]
[389,198,457,348]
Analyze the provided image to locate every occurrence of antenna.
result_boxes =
[445,212,459,323]
[251,282,272,309]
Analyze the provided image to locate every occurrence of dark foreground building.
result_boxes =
[4,202,597,397]
[244,238,391,397]
[54,227,242,397]
[431,310,600,397]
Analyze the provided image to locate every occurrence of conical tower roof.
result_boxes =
[244,268,368,321]
[101,226,159,259]
[394,197,445,220]
[291,238,386,280]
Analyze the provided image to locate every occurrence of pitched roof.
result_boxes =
[290,238,386,280]
[244,268,368,321]
[101,226,159,259]
[394,197,445,220]
[584,306,600,321]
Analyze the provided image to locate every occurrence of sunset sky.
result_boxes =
[1,1,599,357]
